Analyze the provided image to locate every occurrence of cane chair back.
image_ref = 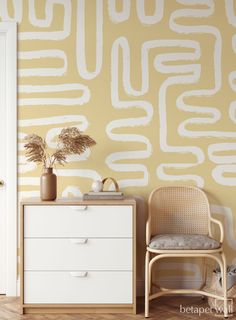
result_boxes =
[148,186,210,237]
[145,186,228,318]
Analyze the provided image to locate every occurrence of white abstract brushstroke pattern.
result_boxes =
[229,34,236,126]
[210,204,236,252]
[62,186,82,198]
[0,0,23,22]
[225,0,236,27]
[56,169,101,181]
[208,143,236,185]
[170,0,235,138]
[106,37,153,188]
[18,50,68,77]
[18,191,40,202]
[108,0,131,23]
[136,0,164,25]
[19,177,39,186]
[20,0,71,40]
[153,39,204,186]
[76,0,103,80]
[19,115,88,129]
[19,83,90,106]
[18,156,37,174]
[206,1,236,186]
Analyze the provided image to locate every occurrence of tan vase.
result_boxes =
[40,167,57,201]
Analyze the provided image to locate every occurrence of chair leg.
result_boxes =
[199,257,207,293]
[202,257,207,286]
[220,252,228,318]
[221,252,228,318]
[145,250,150,318]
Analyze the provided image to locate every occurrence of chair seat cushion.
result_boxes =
[149,234,220,250]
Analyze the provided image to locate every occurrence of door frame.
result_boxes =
[0,22,17,296]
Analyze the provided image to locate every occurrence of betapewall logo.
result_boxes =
[179,299,233,317]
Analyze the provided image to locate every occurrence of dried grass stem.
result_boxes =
[24,127,96,168]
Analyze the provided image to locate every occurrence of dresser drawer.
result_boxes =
[24,205,133,238]
[24,238,132,271]
[24,271,132,304]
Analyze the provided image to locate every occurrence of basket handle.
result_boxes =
[102,177,119,192]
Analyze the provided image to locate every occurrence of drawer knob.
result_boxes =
[69,206,87,211]
[70,271,87,277]
[70,238,88,244]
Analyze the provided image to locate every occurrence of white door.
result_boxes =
[0,22,17,296]
[0,32,7,294]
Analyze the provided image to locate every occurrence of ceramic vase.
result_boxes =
[40,167,57,201]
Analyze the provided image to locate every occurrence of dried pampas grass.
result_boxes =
[24,127,96,168]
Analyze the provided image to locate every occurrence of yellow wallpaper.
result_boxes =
[1,0,236,285]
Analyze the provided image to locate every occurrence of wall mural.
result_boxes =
[1,0,236,287]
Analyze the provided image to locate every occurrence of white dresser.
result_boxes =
[20,198,136,314]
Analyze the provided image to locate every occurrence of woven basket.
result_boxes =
[207,272,236,313]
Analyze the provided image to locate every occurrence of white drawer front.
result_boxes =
[24,238,132,271]
[24,271,132,304]
[24,205,132,238]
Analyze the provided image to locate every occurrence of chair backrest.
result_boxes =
[148,186,211,236]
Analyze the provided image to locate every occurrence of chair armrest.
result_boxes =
[210,216,224,243]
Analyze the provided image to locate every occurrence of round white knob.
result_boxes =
[91,180,103,192]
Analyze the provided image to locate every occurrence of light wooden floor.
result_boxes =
[0,296,231,320]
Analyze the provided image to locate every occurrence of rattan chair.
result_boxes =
[145,186,228,318]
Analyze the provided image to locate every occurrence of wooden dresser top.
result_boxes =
[21,197,136,206]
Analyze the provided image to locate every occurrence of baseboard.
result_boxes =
[16,278,204,298]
